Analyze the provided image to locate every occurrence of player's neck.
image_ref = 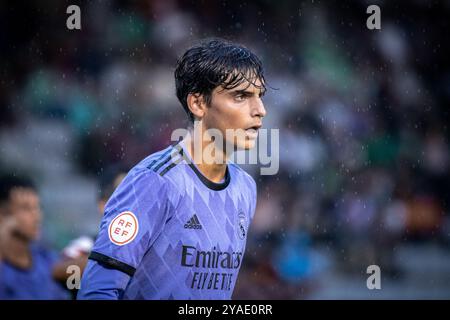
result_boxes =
[183,134,228,184]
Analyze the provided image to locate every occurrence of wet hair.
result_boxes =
[0,174,36,206]
[175,38,266,122]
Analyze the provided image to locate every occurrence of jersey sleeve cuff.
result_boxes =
[88,251,136,277]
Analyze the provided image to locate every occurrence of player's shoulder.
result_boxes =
[123,142,184,190]
[134,143,176,170]
[105,144,183,213]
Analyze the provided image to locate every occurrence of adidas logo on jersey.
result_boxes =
[184,214,202,229]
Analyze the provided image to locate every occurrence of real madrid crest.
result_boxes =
[237,211,247,240]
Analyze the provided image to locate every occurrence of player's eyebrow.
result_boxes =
[229,89,265,97]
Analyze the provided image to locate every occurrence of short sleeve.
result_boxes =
[89,168,169,276]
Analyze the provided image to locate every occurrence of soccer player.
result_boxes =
[77,38,267,300]
[0,174,69,299]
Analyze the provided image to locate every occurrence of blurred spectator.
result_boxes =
[0,174,69,299]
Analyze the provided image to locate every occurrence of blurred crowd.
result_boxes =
[1,0,449,299]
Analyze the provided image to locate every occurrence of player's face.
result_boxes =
[8,188,42,241]
[203,77,266,150]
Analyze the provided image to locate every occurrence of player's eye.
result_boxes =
[234,94,247,102]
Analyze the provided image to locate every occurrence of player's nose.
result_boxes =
[251,97,266,118]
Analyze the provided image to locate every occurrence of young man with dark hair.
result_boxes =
[78,38,267,300]
[0,174,68,299]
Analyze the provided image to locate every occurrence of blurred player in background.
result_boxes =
[0,174,69,299]
[78,38,267,299]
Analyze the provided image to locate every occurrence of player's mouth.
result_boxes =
[245,124,262,139]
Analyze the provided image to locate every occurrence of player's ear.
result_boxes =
[187,93,207,120]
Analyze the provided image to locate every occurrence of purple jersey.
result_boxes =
[78,141,257,300]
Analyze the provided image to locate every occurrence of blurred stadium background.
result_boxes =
[1,0,449,299]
